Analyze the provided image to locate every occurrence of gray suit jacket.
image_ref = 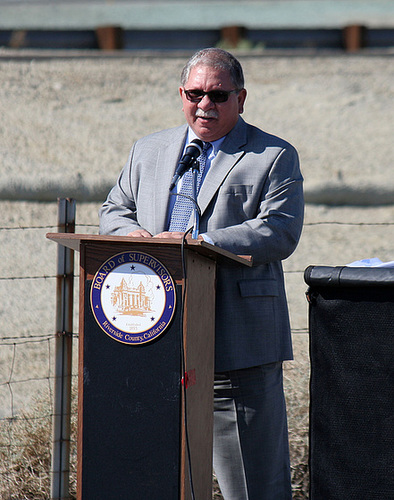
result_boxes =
[99,117,304,371]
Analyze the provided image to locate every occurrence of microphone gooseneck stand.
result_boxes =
[191,159,201,239]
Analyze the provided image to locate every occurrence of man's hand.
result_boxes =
[126,230,204,240]
[153,231,185,239]
[126,229,153,238]
[154,232,205,241]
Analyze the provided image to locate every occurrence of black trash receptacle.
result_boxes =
[305,266,394,500]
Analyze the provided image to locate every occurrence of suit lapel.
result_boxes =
[197,117,247,216]
[154,126,188,233]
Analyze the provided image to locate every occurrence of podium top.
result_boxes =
[46,233,253,267]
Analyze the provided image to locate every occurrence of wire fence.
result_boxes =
[0,203,393,499]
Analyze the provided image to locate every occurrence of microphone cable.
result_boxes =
[179,227,196,500]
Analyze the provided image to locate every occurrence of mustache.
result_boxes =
[195,109,219,119]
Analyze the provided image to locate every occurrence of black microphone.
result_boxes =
[169,139,204,191]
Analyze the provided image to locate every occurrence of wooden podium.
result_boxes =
[47,234,251,500]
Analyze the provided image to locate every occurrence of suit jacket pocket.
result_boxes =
[238,279,279,297]
[225,185,253,196]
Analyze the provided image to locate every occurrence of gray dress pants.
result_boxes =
[213,363,292,500]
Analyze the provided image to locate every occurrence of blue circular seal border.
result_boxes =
[90,251,176,345]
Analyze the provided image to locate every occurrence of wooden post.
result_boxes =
[95,26,124,50]
[220,26,246,48]
[343,25,367,52]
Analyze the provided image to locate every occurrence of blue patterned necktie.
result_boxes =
[168,141,211,232]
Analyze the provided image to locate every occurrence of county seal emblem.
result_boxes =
[90,251,176,345]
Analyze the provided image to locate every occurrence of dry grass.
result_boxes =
[0,391,78,500]
[0,364,310,499]
[285,347,310,500]
[0,396,53,499]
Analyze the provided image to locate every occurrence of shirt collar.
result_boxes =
[186,128,226,157]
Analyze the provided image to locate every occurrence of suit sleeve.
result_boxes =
[99,146,144,236]
[203,145,304,266]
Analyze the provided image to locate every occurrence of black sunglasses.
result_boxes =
[183,88,241,103]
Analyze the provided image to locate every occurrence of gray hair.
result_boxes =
[180,48,245,89]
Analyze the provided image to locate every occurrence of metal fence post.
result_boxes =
[51,198,75,500]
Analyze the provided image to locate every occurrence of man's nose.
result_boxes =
[198,94,215,109]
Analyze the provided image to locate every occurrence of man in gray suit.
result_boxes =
[99,48,304,499]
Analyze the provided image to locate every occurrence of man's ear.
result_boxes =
[238,88,247,114]
[179,87,185,111]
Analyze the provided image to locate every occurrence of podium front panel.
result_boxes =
[76,239,217,500]
[81,280,183,499]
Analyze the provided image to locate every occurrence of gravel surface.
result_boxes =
[1,51,393,201]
